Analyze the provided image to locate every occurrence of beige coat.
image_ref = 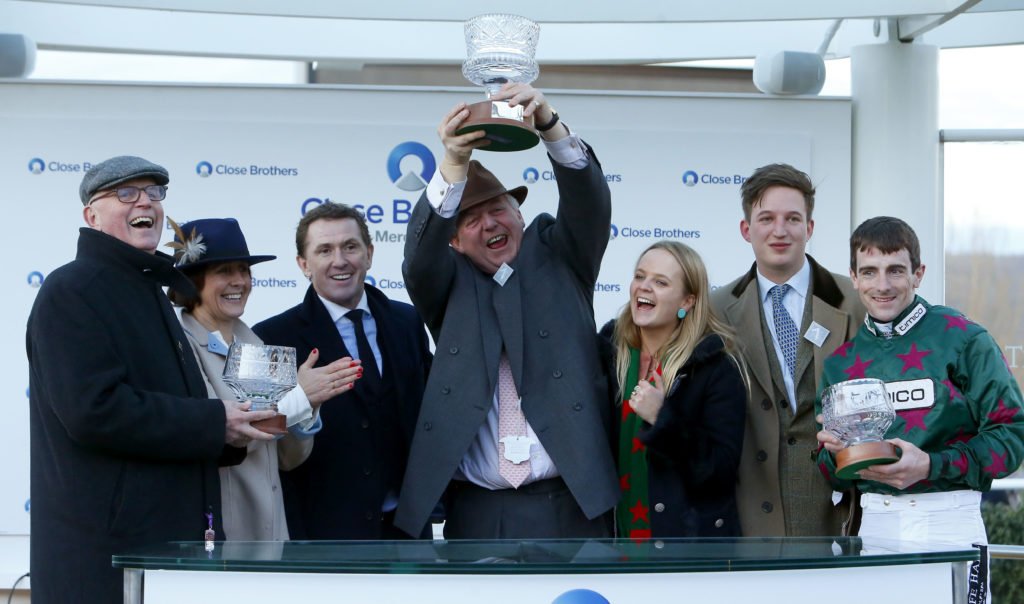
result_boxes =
[180,312,314,541]
[711,257,864,537]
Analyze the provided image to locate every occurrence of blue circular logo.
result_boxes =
[523,167,539,184]
[552,589,610,604]
[608,224,619,241]
[27,271,45,287]
[24,499,30,513]
[196,161,213,177]
[682,170,699,187]
[28,158,45,174]
[364,275,377,287]
[387,142,436,192]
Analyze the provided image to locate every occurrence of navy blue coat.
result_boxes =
[27,229,234,604]
[600,321,746,537]
[253,284,431,539]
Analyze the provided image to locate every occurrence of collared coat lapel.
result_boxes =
[721,266,774,401]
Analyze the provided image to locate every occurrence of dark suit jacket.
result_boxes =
[600,322,746,537]
[394,148,620,537]
[253,284,431,539]
[27,229,233,604]
[710,256,864,537]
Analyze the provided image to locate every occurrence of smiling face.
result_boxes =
[193,261,252,329]
[740,185,814,283]
[630,248,695,343]
[851,246,925,323]
[82,177,164,253]
[297,218,373,308]
[450,195,526,275]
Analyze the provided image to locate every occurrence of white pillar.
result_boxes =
[851,41,942,303]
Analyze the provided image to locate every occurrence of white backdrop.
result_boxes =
[0,81,851,537]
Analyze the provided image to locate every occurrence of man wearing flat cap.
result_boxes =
[26,155,274,603]
[395,84,619,539]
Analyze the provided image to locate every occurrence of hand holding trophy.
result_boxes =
[222,342,297,436]
[821,378,901,479]
[457,13,542,152]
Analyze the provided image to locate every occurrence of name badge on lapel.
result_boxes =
[804,321,830,348]
[493,263,514,286]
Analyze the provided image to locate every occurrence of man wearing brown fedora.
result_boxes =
[395,84,619,539]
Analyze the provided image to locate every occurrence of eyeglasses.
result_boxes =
[89,184,168,205]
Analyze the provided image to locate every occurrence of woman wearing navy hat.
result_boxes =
[168,217,362,541]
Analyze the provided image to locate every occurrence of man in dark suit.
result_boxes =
[253,202,431,539]
[394,84,619,539]
[710,163,865,537]
[27,156,272,603]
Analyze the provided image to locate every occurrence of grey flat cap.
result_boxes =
[79,155,169,205]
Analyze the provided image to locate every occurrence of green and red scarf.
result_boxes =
[616,347,660,542]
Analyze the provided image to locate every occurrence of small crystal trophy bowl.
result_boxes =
[822,378,900,479]
[222,342,297,436]
[457,13,542,152]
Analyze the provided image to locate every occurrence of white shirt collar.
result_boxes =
[317,291,371,324]
[756,256,811,303]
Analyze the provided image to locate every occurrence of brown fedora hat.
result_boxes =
[459,160,528,214]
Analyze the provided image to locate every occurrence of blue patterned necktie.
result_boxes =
[769,284,798,377]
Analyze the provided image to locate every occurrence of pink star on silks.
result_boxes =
[941,379,964,402]
[987,399,1022,425]
[631,437,645,453]
[984,450,1009,476]
[619,474,631,492]
[832,341,853,358]
[896,343,932,373]
[843,355,874,380]
[944,314,970,332]
[898,407,929,433]
[952,452,969,476]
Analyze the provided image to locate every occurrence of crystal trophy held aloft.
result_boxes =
[457,13,541,152]
[222,343,297,436]
[822,378,901,479]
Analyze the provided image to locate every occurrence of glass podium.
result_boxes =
[114,537,978,603]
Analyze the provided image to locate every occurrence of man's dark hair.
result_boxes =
[295,202,371,257]
[740,163,816,222]
[849,216,922,272]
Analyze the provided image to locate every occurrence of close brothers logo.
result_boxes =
[301,197,334,216]
[387,141,436,192]
[27,271,45,288]
[609,223,701,241]
[364,274,406,290]
[195,160,298,177]
[28,157,45,174]
[682,169,747,186]
[524,166,621,184]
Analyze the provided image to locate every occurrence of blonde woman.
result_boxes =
[600,241,747,539]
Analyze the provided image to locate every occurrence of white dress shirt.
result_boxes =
[424,130,589,489]
[756,258,811,413]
